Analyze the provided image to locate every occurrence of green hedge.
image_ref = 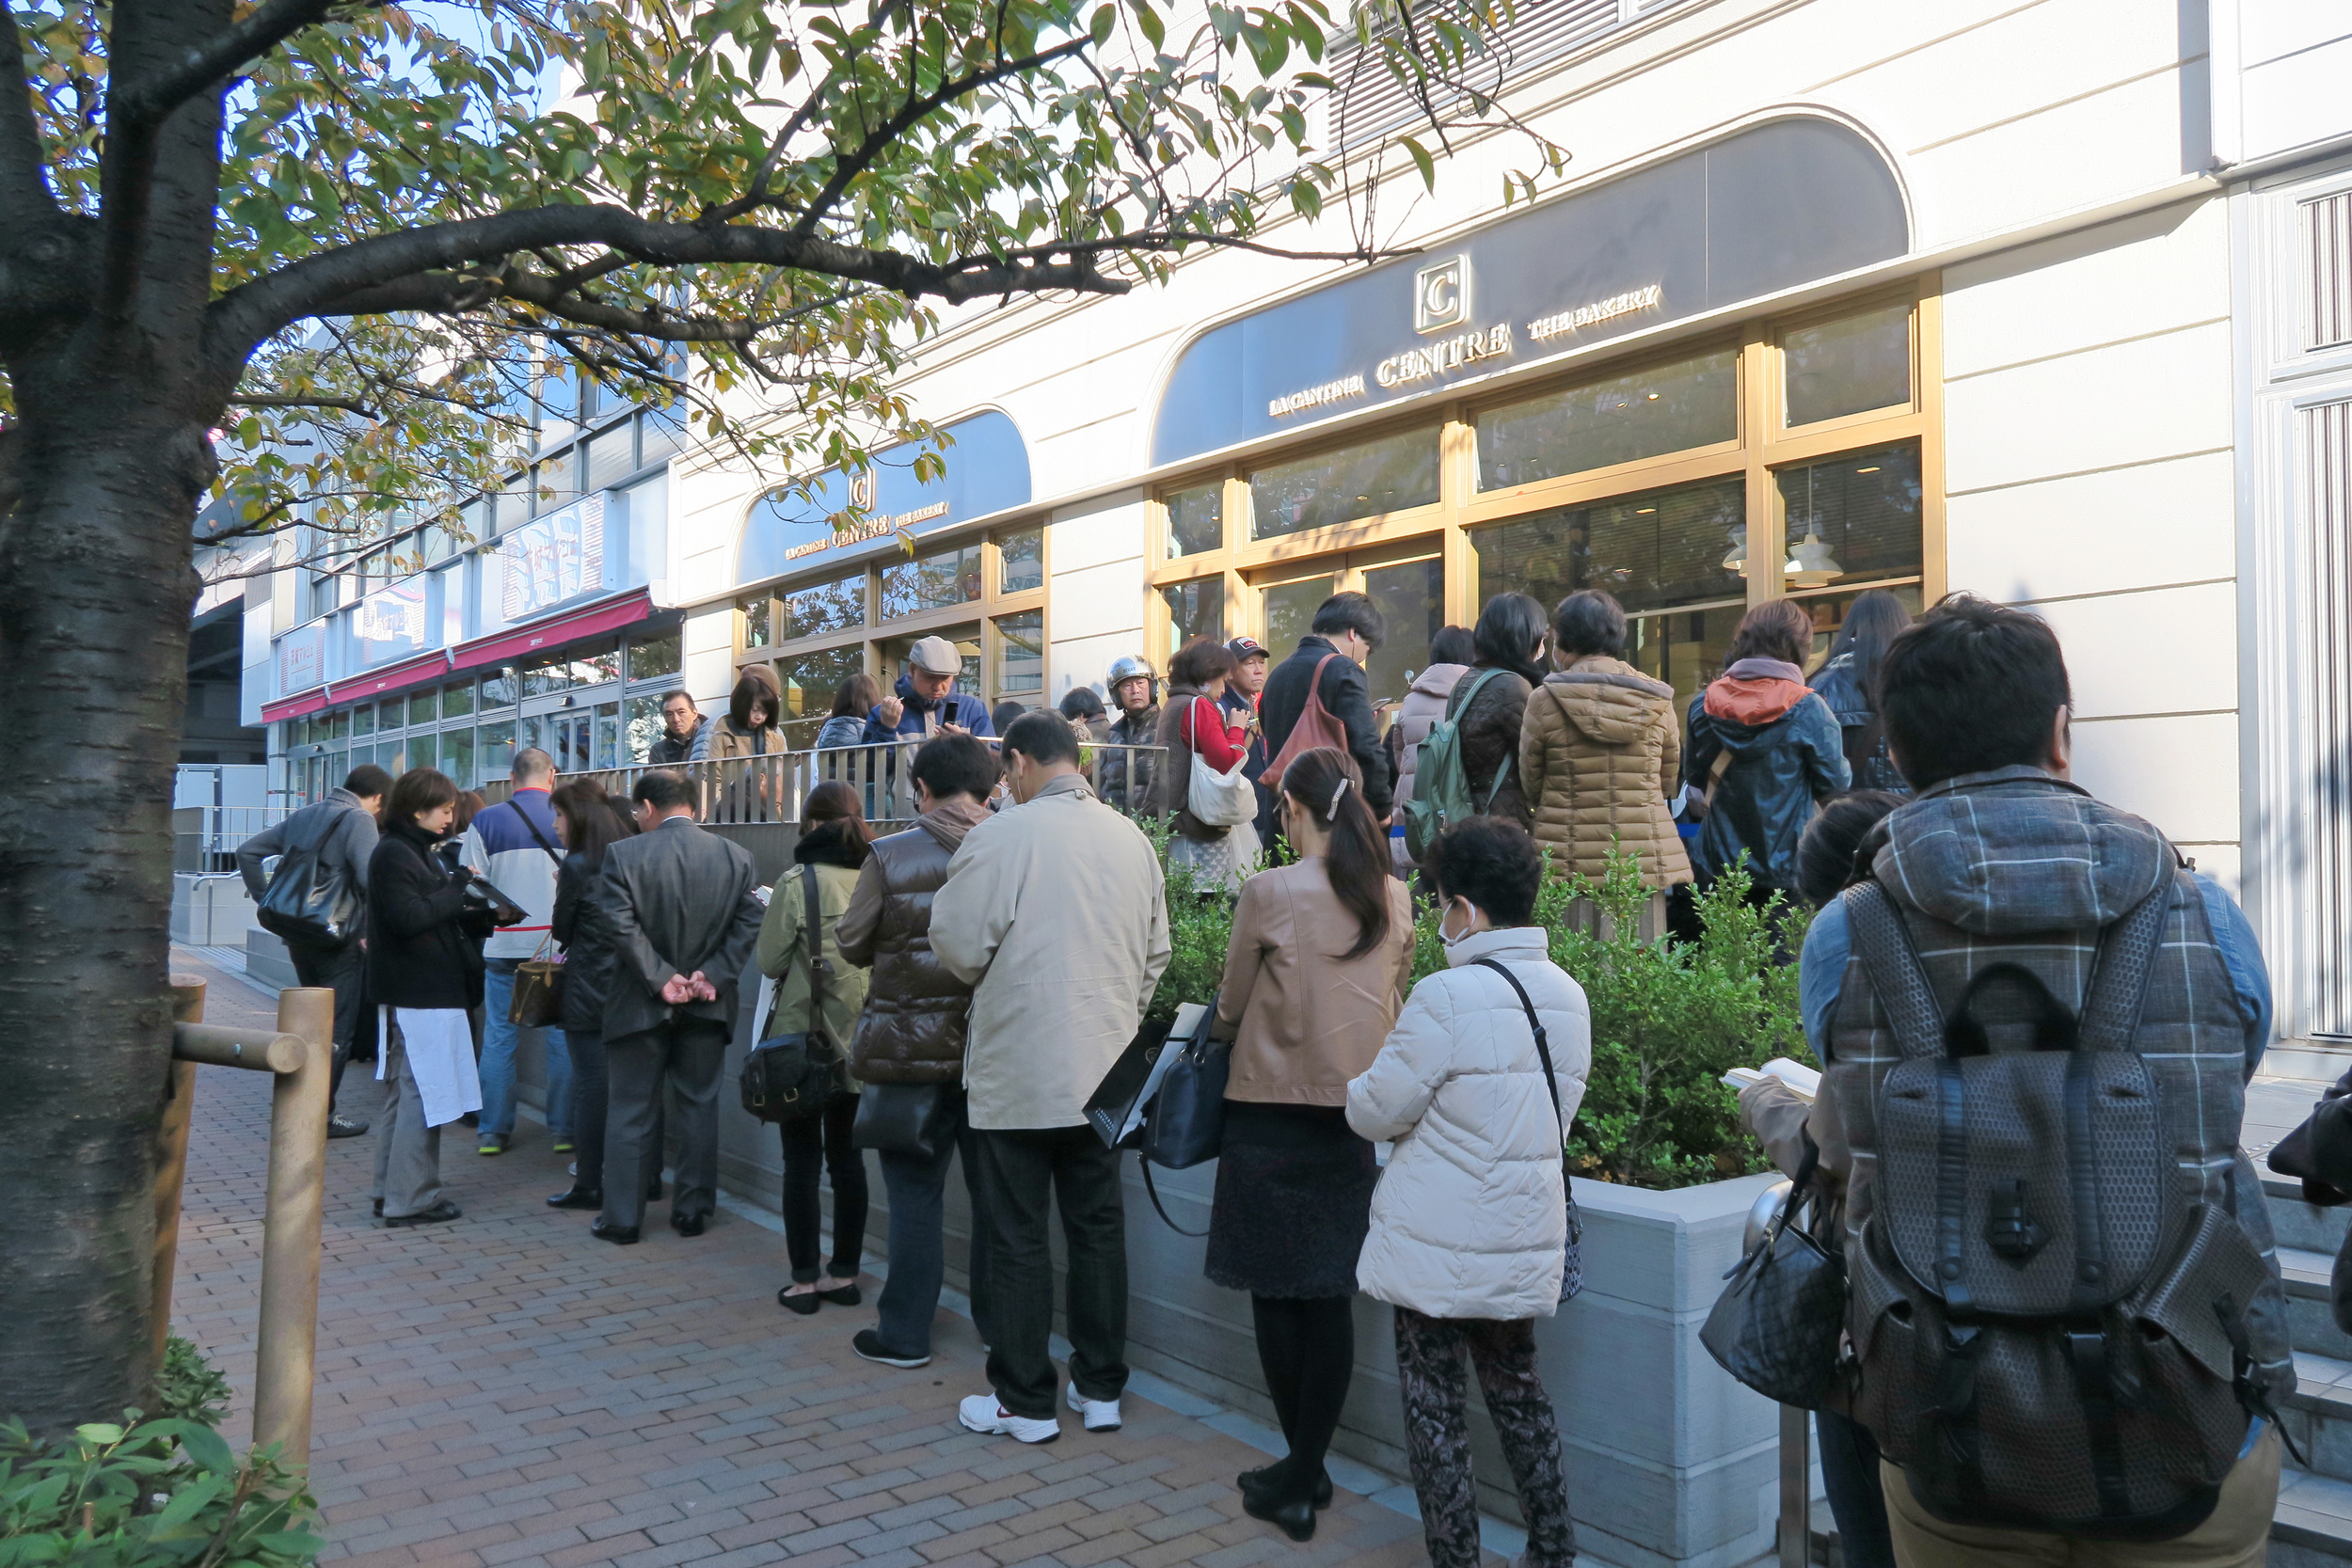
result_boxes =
[1142,822,1809,1190]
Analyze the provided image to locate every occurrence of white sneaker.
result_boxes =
[1065,1383,1122,1432]
[958,1393,1060,1444]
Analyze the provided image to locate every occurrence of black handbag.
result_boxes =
[256,804,361,951]
[1135,998,1229,1236]
[1085,1017,1175,1150]
[1699,1134,1845,1407]
[739,870,842,1125]
[851,1082,954,1159]
[1472,958,1583,1303]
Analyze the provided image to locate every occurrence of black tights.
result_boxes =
[1249,1294,1355,1502]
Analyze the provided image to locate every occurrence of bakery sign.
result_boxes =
[1264,257,1657,419]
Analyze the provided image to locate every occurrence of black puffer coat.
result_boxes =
[835,800,988,1084]
[552,848,616,1036]
[367,821,492,1010]
[1451,665,1535,831]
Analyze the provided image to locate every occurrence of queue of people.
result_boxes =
[238,573,2291,1568]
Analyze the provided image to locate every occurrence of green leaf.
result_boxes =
[1400,134,1437,191]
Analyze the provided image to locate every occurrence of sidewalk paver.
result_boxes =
[166,949,1477,1566]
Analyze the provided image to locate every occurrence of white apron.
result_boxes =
[378,1006,484,1129]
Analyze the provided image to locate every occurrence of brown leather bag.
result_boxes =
[1263,654,1351,794]
[507,933,565,1027]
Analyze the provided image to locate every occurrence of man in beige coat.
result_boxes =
[933,710,1171,1445]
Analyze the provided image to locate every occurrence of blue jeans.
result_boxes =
[874,1089,993,1356]
[481,960,569,1139]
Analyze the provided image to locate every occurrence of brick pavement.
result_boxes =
[166,950,1473,1568]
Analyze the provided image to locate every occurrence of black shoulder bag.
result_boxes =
[1472,958,1581,1302]
[739,871,843,1124]
[255,803,361,952]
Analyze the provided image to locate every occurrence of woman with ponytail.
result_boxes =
[1204,746,1414,1542]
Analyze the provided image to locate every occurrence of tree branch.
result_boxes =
[204,202,1134,377]
[114,0,361,132]
[227,392,380,418]
[0,3,58,220]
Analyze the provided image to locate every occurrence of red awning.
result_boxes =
[448,589,654,673]
[329,651,453,705]
[262,689,331,724]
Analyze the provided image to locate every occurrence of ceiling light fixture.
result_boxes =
[1784,529,1844,588]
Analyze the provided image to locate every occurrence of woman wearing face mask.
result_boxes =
[1346,816,1590,1568]
[1206,746,1413,1541]
[367,768,508,1229]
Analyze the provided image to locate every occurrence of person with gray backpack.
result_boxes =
[1804,594,2289,1563]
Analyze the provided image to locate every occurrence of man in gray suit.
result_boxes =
[589,768,765,1243]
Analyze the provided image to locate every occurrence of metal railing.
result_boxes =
[479,738,1172,832]
[173,804,293,872]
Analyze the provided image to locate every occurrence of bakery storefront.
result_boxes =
[1142,116,1942,715]
[732,409,1042,744]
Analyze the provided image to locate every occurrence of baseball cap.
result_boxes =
[1227,636,1268,662]
[908,636,962,675]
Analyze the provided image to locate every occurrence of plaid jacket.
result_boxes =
[1824,767,2294,1401]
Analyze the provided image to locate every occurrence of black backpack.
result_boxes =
[255,803,361,951]
[1841,880,2280,1539]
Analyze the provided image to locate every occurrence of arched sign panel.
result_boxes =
[737,409,1032,586]
[1151,118,1910,467]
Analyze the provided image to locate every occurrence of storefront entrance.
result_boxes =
[1250,546,1445,708]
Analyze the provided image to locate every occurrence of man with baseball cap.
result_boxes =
[1220,637,1276,848]
[861,635,996,743]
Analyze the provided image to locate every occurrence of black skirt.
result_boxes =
[1204,1102,1376,1299]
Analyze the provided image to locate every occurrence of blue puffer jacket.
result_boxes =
[1683,658,1851,892]
[1808,651,1909,795]
[858,676,996,743]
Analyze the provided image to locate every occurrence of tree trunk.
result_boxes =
[0,410,204,1434]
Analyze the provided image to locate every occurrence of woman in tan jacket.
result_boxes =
[1207,746,1413,1542]
[1518,590,1692,926]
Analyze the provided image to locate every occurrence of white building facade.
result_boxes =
[248,0,2352,1045]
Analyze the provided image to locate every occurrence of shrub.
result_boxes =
[153,1338,231,1430]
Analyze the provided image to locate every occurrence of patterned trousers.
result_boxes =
[1392,1307,1578,1568]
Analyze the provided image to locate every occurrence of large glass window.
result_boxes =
[1476,348,1738,490]
[479,718,515,777]
[479,666,517,707]
[443,726,476,789]
[626,629,680,684]
[1784,304,1911,426]
[407,732,438,773]
[1362,559,1444,706]
[1774,444,1923,592]
[998,527,1044,594]
[351,704,375,738]
[880,542,982,619]
[585,425,635,492]
[441,680,474,720]
[786,573,866,640]
[573,640,621,686]
[624,694,664,764]
[1161,578,1224,649]
[739,594,773,649]
[995,611,1044,698]
[1250,427,1439,540]
[1165,483,1224,558]
[595,703,622,769]
[1472,476,1749,713]
[1259,577,1329,655]
[407,689,437,728]
[774,645,867,728]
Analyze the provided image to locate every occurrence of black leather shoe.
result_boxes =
[818,1278,861,1307]
[1242,1491,1316,1542]
[1239,1465,1333,1511]
[777,1286,820,1316]
[383,1199,462,1228]
[372,1198,384,1217]
[590,1217,640,1245]
[670,1211,707,1237]
[546,1186,602,1210]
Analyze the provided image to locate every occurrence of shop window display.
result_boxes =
[1773,444,1923,591]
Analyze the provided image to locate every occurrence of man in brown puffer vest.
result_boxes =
[835,734,999,1370]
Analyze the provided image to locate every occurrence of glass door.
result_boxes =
[1249,546,1446,713]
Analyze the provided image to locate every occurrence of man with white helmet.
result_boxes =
[1097,654,1160,813]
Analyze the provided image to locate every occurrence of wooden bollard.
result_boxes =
[253,987,333,1467]
[153,977,206,1382]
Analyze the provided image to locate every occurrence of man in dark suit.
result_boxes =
[1259,592,1394,822]
[589,768,765,1243]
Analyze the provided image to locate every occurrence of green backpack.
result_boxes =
[1402,669,1512,862]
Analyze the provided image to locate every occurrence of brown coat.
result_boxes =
[1214,858,1414,1107]
[835,800,989,1085]
[1518,656,1692,888]
[1452,667,1535,831]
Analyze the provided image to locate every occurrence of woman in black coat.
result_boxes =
[369,768,503,1228]
[545,781,644,1213]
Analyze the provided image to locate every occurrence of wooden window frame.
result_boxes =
[1150,275,1946,643]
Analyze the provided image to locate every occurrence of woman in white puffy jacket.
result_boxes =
[1347,816,1589,1568]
